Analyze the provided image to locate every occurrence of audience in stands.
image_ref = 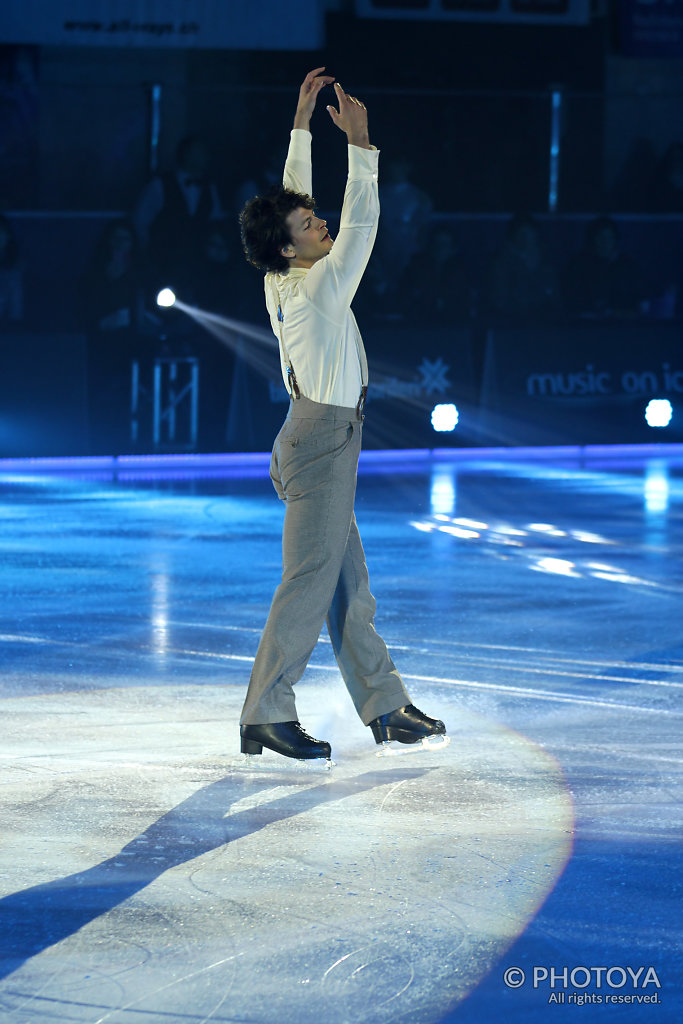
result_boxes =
[399,225,472,325]
[0,213,24,322]
[134,134,225,302]
[653,143,683,214]
[81,217,146,334]
[484,214,561,324]
[375,158,434,280]
[190,220,257,320]
[562,216,646,319]
[352,159,435,324]
[81,217,150,454]
[233,145,288,220]
[190,221,252,450]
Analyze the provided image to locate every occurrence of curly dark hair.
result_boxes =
[239,186,315,274]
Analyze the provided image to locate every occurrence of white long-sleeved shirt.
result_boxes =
[265,129,379,408]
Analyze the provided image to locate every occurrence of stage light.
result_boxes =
[156,287,176,308]
[431,403,459,432]
[644,399,673,428]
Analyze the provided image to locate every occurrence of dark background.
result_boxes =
[1,2,683,455]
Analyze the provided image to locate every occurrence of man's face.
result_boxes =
[283,207,333,268]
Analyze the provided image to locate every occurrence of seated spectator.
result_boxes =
[0,213,24,321]
[192,220,261,320]
[190,222,240,450]
[653,143,683,213]
[562,216,645,319]
[351,161,433,324]
[233,144,288,220]
[81,217,149,453]
[484,214,561,324]
[400,225,472,325]
[609,139,658,213]
[375,157,434,283]
[134,134,224,301]
[81,217,146,333]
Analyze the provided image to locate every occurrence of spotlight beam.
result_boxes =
[172,300,278,350]
[164,298,282,383]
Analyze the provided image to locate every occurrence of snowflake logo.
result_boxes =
[417,357,451,395]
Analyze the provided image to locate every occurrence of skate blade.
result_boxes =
[236,754,335,772]
[375,734,451,758]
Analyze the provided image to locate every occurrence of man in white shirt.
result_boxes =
[238,68,447,762]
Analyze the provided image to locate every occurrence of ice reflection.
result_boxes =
[644,461,669,515]
[527,523,567,537]
[569,530,611,544]
[588,567,657,587]
[438,524,479,539]
[429,468,456,517]
[410,515,672,591]
[531,557,580,578]
[150,560,170,659]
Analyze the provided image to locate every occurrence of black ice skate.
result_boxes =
[368,704,450,757]
[240,721,333,767]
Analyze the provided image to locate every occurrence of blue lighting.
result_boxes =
[3,443,683,482]
[645,400,673,428]
[548,89,563,214]
[431,404,459,432]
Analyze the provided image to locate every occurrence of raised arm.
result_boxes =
[283,67,335,197]
[295,83,377,313]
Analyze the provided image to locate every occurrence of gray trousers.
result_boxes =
[240,395,410,726]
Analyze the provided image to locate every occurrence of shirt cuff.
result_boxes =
[289,128,312,153]
[347,144,380,181]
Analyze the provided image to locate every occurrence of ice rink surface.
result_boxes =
[0,445,681,1023]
